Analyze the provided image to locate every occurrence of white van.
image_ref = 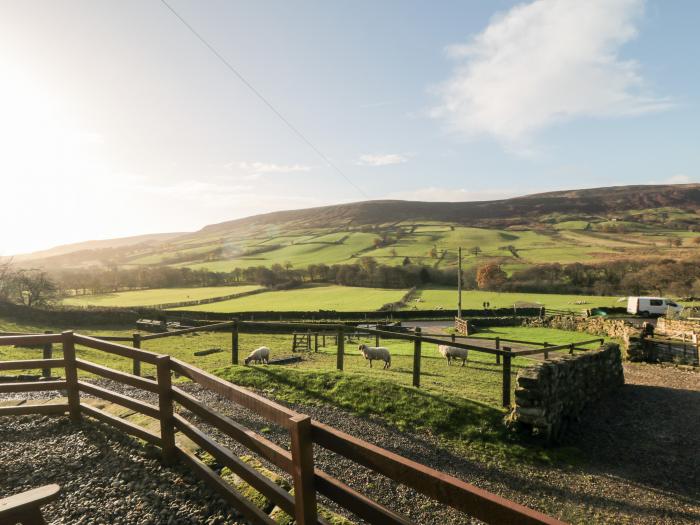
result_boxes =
[627,297,683,316]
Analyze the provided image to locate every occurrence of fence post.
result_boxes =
[336,327,344,371]
[495,337,501,364]
[375,334,380,347]
[502,346,512,408]
[132,333,142,376]
[569,343,574,355]
[231,320,239,365]
[307,330,311,352]
[61,331,81,422]
[289,415,317,525]
[322,334,326,347]
[451,333,455,344]
[413,327,422,388]
[314,333,318,353]
[155,355,176,464]
[543,342,549,360]
[42,330,53,378]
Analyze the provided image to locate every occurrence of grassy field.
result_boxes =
[0,316,602,466]
[410,287,622,311]
[62,285,262,307]
[169,284,408,312]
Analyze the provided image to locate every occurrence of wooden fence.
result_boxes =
[0,332,566,525]
[2,320,604,408]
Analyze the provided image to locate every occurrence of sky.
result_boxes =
[1,0,699,254]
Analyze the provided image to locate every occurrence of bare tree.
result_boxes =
[0,260,13,301]
[14,269,58,307]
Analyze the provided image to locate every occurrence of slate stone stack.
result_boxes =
[507,343,624,443]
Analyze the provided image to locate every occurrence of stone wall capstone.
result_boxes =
[506,343,624,442]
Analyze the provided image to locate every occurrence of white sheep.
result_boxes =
[244,346,270,365]
[358,344,391,369]
[438,344,468,367]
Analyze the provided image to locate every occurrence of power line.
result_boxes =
[159,0,370,199]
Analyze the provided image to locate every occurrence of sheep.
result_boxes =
[438,344,468,367]
[358,344,391,369]
[244,346,270,365]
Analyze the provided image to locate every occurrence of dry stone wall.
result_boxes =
[627,336,699,366]
[507,343,624,443]
[524,314,640,355]
[656,317,700,341]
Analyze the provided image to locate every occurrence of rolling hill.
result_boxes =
[12,184,700,272]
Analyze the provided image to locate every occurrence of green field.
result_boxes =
[0,316,602,467]
[62,285,262,307]
[409,287,622,311]
[170,284,407,312]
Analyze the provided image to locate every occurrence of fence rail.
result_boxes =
[0,332,566,525]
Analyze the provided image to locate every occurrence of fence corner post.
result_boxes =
[413,327,422,388]
[61,330,81,422]
[502,346,512,408]
[132,333,142,377]
[336,327,344,371]
[289,414,317,525]
[155,354,176,464]
[231,319,239,365]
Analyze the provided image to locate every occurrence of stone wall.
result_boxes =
[506,343,624,443]
[524,314,639,350]
[627,336,699,366]
[656,317,700,341]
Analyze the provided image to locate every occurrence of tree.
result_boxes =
[14,269,57,307]
[0,260,15,301]
[471,246,482,257]
[476,264,507,290]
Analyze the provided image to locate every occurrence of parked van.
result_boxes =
[627,297,683,316]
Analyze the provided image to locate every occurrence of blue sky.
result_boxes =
[1,0,698,253]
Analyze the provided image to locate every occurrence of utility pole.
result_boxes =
[457,246,462,319]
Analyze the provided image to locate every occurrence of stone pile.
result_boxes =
[507,343,624,442]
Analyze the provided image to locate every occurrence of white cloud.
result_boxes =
[665,174,692,184]
[356,153,409,166]
[226,161,312,174]
[387,187,522,202]
[432,0,672,147]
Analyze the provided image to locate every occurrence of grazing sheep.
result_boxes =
[244,346,270,365]
[358,344,391,369]
[438,344,468,367]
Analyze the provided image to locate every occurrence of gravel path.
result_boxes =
[0,415,244,525]
[1,362,698,524]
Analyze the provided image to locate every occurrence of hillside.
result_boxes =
[13,184,700,272]
[7,232,185,263]
[197,183,700,233]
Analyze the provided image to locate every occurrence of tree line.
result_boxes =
[3,255,700,309]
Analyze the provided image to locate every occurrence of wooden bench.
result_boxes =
[0,484,61,525]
